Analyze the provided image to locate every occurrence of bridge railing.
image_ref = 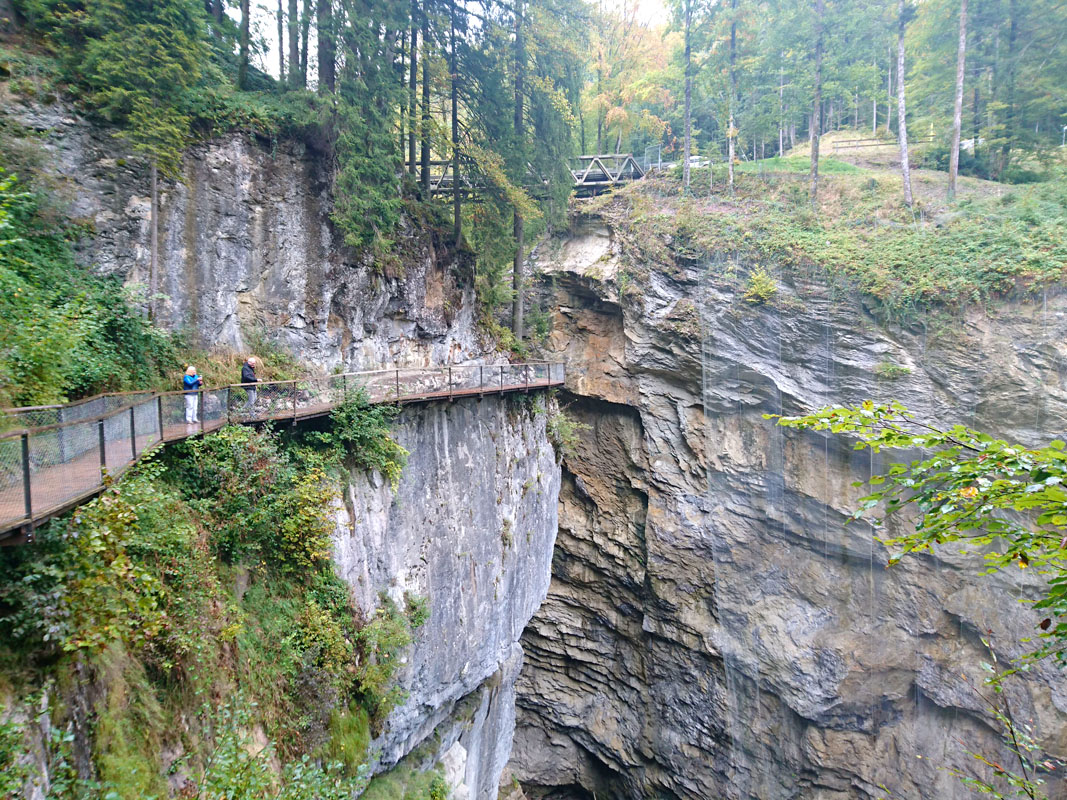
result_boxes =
[0,362,564,538]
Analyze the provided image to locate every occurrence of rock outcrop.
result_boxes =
[335,395,560,798]
[512,214,1067,799]
[8,102,486,369]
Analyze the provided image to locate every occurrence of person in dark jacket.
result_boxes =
[183,366,203,425]
[242,357,258,414]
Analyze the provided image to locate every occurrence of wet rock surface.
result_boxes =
[512,214,1067,799]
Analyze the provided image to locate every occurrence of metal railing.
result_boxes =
[0,362,565,540]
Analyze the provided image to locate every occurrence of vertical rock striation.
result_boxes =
[7,103,487,369]
[512,214,1067,799]
[334,396,561,797]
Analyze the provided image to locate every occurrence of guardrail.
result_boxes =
[0,362,565,542]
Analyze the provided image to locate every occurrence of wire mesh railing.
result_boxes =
[0,362,564,538]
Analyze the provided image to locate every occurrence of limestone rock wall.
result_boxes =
[512,215,1067,799]
[9,102,487,370]
[3,100,559,798]
[334,396,561,798]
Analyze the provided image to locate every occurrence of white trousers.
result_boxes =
[184,394,199,424]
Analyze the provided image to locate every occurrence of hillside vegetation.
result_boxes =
[592,141,1067,320]
[0,398,414,798]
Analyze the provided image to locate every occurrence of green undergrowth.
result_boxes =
[0,169,182,407]
[594,167,1067,321]
[0,158,310,409]
[0,394,419,797]
[361,763,449,800]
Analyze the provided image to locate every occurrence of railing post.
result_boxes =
[99,418,106,470]
[21,433,31,521]
[57,407,67,462]
[479,365,483,396]
[448,366,453,400]
[525,364,530,392]
[343,373,348,402]
[130,406,137,459]
[293,382,298,421]
[396,369,401,406]
[157,395,164,441]
[227,388,232,425]
[500,364,504,393]
[199,389,205,435]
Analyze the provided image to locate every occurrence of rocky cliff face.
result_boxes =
[512,215,1067,799]
[3,100,559,797]
[335,395,560,798]
[9,102,487,369]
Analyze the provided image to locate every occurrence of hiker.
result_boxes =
[183,366,203,424]
[242,357,258,414]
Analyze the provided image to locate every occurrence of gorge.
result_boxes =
[2,0,1067,791]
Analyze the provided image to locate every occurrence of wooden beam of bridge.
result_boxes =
[0,363,565,544]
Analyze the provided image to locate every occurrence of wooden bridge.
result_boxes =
[410,154,645,197]
[0,362,564,544]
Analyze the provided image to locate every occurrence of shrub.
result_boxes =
[743,267,778,305]
[429,774,450,800]
[169,425,293,564]
[275,467,336,572]
[0,173,181,406]
[312,392,409,491]
[874,361,911,380]
[545,401,589,461]
[355,596,414,721]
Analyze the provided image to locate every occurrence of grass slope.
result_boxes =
[596,145,1067,319]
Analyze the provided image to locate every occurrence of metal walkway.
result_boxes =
[0,362,564,543]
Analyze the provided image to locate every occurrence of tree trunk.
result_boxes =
[408,0,418,176]
[778,66,784,155]
[897,0,914,208]
[317,0,335,93]
[809,0,824,208]
[238,0,251,89]
[886,45,893,134]
[399,31,407,156]
[578,103,586,154]
[596,68,603,153]
[149,160,158,320]
[277,0,286,84]
[420,7,430,196]
[727,0,737,195]
[683,0,692,190]
[299,0,311,87]
[450,0,460,242]
[512,0,525,339]
[1001,0,1017,175]
[287,0,300,88]
[948,0,967,199]
[211,0,224,31]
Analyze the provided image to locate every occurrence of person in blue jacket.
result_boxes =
[183,366,203,424]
